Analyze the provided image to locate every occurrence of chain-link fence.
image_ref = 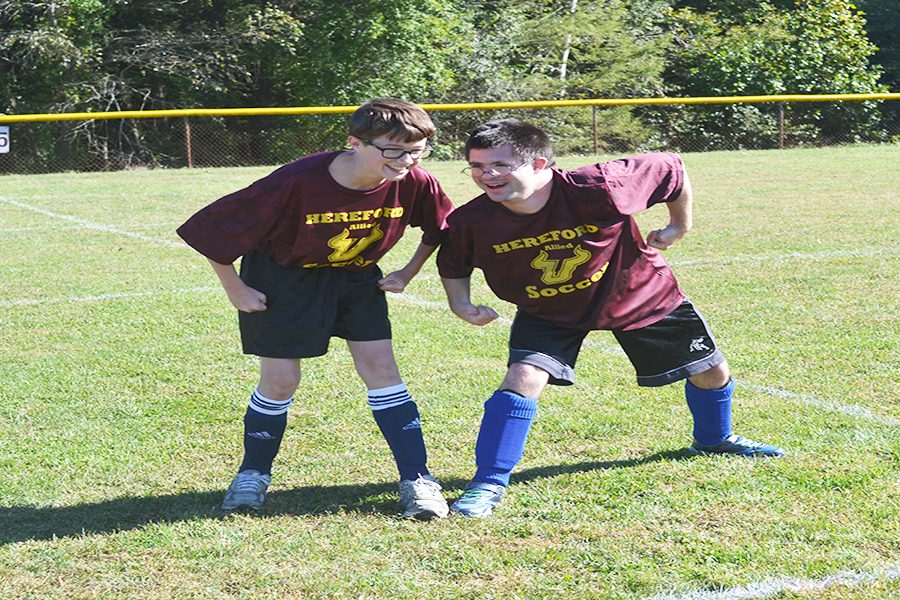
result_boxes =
[1,99,898,174]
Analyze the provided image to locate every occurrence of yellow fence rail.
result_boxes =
[2,93,898,123]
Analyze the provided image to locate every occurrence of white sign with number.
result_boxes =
[0,126,8,153]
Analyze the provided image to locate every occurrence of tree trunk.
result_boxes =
[559,0,578,84]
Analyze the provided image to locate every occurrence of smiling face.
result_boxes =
[467,145,551,213]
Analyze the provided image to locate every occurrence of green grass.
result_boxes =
[1,145,898,599]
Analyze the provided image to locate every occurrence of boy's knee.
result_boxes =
[688,362,731,390]
[258,374,300,400]
[258,358,301,399]
[500,363,549,398]
[353,352,401,385]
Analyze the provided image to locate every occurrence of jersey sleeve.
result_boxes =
[436,209,475,279]
[600,152,684,215]
[406,169,454,247]
[176,173,289,265]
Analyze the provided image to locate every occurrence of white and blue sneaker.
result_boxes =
[691,434,785,458]
[450,481,506,518]
[221,470,271,511]
[399,475,449,520]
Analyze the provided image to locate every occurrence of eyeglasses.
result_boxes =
[461,162,528,177]
[360,138,432,160]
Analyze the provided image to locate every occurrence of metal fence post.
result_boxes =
[185,117,193,168]
[778,102,785,149]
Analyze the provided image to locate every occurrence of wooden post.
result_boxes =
[185,118,193,168]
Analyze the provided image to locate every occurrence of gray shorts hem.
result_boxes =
[509,348,576,386]
[635,349,725,387]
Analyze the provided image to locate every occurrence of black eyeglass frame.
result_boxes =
[360,138,433,160]
[460,161,528,177]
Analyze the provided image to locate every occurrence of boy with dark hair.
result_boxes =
[178,98,453,519]
[438,118,784,518]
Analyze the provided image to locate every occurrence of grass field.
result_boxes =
[0,145,898,599]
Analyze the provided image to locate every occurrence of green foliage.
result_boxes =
[856,0,899,90]
[645,0,887,150]
[434,0,669,155]
[0,0,895,167]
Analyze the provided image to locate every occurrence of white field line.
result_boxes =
[0,197,185,248]
[0,286,220,308]
[645,562,900,600]
[0,221,182,233]
[391,294,899,427]
[668,247,900,267]
[740,383,899,426]
[394,293,627,354]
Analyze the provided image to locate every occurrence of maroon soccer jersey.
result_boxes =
[177,151,453,269]
[437,152,687,331]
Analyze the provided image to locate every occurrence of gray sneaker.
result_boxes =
[399,475,449,520]
[221,470,271,511]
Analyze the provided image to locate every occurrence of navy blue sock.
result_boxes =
[473,390,538,487]
[685,378,734,446]
[368,384,428,481]
[238,389,292,475]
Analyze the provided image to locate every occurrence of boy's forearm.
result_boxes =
[441,276,472,307]
[667,170,693,232]
[207,258,245,291]
[441,276,499,325]
[399,242,437,278]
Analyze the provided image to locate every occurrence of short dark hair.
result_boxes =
[464,119,554,165]
[349,98,436,143]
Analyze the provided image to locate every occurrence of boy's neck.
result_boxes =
[328,151,385,191]
[505,170,554,215]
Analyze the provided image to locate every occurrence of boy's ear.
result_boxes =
[347,135,363,150]
[532,156,552,171]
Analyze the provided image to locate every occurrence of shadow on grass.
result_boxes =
[0,448,694,545]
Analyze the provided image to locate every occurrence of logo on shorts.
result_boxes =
[247,431,276,440]
[689,337,711,352]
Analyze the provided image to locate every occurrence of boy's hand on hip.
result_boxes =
[226,285,267,313]
[378,270,410,293]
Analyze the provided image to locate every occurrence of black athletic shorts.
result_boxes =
[237,251,391,358]
[508,300,724,387]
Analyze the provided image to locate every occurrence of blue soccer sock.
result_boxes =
[473,390,538,487]
[238,388,292,475]
[685,378,734,446]
[368,383,429,482]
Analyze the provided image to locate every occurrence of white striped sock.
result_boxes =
[367,383,412,411]
[249,388,294,416]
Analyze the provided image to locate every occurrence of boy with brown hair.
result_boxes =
[438,118,785,517]
[178,99,454,519]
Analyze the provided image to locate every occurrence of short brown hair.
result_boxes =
[464,119,554,166]
[349,98,436,143]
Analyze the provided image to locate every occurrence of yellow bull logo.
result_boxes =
[327,223,384,264]
[530,244,592,284]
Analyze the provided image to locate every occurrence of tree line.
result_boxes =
[1,0,895,170]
